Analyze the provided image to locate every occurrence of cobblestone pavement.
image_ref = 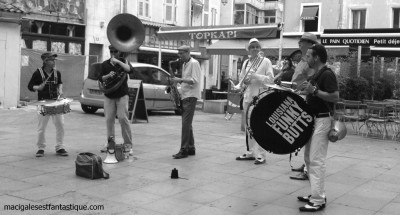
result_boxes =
[0,101,399,215]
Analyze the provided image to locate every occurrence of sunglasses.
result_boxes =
[178,51,187,55]
[110,50,118,53]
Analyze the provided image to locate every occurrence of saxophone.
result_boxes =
[166,58,182,112]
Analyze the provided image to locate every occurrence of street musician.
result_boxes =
[234,38,274,165]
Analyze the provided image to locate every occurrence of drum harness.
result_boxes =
[38,67,58,99]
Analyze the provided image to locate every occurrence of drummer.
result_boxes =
[28,52,68,157]
[235,38,274,165]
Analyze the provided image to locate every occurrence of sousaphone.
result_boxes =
[102,13,145,94]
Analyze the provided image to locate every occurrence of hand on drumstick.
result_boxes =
[36,82,46,91]
[299,81,315,95]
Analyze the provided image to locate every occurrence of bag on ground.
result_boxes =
[75,152,109,179]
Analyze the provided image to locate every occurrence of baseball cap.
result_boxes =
[245,38,261,51]
[41,52,57,61]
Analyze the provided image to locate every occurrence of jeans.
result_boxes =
[180,97,197,152]
[104,95,132,146]
[243,101,267,159]
[36,113,64,151]
[304,117,331,205]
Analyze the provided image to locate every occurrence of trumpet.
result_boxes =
[231,51,265,92]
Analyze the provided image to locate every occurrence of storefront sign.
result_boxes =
[321,37,400,46]
[158,24,278,41]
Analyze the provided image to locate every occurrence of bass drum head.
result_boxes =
[249,90,314,154]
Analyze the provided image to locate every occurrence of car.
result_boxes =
[80,62,181,115]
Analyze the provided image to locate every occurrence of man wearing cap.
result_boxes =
[291,32,318,90]
[171,45,201,159]
[28,52,67,157]
[235,38,274,165]
[289,32,318,180]
[99,45,134,156]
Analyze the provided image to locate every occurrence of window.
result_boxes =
[203,0,209,26]
[139,0,150,18]
[246,4,258,24]
[301,5,319,32]
[165,0,176,22]
[234,4,245,24]
[393,8,400,28]
[211,8,217,25]
[264,10,276,24]
[352,9,366,29]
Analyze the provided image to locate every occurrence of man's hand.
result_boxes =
[300,81,315,95]
[36,83,46,91]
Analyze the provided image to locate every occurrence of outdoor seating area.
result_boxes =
[338,99,400,140]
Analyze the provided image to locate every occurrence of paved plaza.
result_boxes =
[0,101,400,215]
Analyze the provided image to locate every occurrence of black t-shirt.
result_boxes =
[27,68,62,100]
[306,66,338,115]
[99,58,133,99]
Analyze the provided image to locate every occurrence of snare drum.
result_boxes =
[246,89,314,154]
[37,98,73,116]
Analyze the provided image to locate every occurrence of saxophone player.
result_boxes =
[171,45,201,159]
[235,38,274,165]
[99,45,134,156]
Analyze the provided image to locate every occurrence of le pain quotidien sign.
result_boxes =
[321,37,400,47]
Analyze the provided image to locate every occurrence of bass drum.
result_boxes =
[246,89,314,154]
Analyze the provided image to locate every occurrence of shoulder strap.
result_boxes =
[38,68,45,81]
[95,156,109,179]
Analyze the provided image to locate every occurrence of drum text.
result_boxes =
[265,97,313,144]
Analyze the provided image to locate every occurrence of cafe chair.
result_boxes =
[364,103,393,139]
[341,100,367,134]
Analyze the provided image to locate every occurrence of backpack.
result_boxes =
[75,152,109,179]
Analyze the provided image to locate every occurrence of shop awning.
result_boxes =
[206,38,349,56]
[370,47,400,57]
[300,6,318,20]
[321,28,400,46]
[157,24,279,41]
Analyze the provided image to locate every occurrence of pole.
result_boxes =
[158,40,162,67]
[357,45,361,77]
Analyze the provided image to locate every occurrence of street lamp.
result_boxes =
[221,0,228,6]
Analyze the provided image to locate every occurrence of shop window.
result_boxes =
[393,8,400,28]
[352,9,366,29]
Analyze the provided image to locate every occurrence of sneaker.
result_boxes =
[299,202,325,212]
[36,150,44,157]
[290,172,308,180]
[123,144,133,156]
[56,149,68,156]
[254,157,266,165]
[236,153,255,160]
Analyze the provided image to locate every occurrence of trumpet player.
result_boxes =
[235,38,274,165]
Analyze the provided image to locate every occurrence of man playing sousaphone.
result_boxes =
[28,52,68,157]
[234,38,274,165]
[98,45,134,156]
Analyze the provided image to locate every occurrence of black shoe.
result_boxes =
[298,195,327,203]
[36,150,44,157]
[292,164,305,172]
[56,149,68,156]
[172,152,188,159]
[188,149,196,156]
[290,172,308,180]
[299,202,325,212]
[236,154,256,160]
